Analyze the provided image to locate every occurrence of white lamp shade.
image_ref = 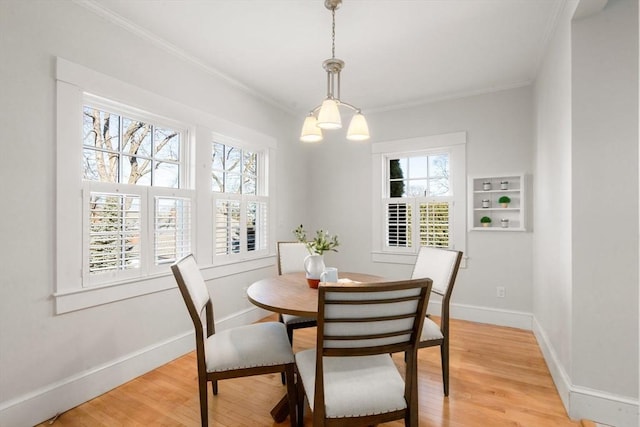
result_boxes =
[317,99,342,129]
[300,115,323,142]
[346,113,370,141]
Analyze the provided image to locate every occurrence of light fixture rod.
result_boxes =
[331,6,336,59]
[326,72,331,98]
[308,100,360,114]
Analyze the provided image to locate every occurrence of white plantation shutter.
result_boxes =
[154,196,192,265]
[419,201,451,248]
[85,191,143,285]
[215,199,241,255]
[385,200,412,249]
[384,200,451,250]
[247,200,268,252]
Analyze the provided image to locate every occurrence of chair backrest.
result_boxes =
[411,247,463,297]
[171,254,213,337]
[316,279,433,357]
[277,241,310,275]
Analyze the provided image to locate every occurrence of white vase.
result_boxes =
[304,255,325,280]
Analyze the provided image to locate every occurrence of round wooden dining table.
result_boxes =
[247,271,384,318]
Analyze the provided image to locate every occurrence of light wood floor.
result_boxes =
[39,315,581,427]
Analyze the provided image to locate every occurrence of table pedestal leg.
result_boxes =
[270,395,290,423]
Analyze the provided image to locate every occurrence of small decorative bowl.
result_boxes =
[306,278,320,289]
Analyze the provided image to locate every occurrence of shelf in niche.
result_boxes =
[470,227,525,232]
[469,174,526,232]
[473,189,520,194]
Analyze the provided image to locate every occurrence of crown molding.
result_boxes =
[366,79,534,114]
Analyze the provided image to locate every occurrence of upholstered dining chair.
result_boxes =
[295,278,433,427]
[277,241,318,344]
[171,254,297,427]
[411,246,463,396]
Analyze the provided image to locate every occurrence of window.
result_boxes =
[212,141,268,259]
[385,153,451,250]
[371,133,466,264]
[82,100,192,286]
[56,58,276,313]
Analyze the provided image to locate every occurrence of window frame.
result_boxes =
[371,132,467,265]
[81,96,194,286]
[55,57,276,314]
[210,135,270,263]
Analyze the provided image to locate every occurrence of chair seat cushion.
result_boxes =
[295,349,407,418]
[282,314,316,326]
[420,316,444,342]
[205,322,294,372]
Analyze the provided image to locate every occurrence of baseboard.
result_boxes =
[532,317,572,409]
[533,318,639,427]
[570,386,639,427]
[0,306,266,427]
[430,300,533,330]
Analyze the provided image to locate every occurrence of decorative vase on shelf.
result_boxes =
[304,254,325,289]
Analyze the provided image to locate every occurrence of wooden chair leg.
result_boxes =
[296,375,305,427]
[199,378,209,427]
[284,364,297,426]
[441,342,449,396]
[286,325,294,345]
[282,326,294,385]
[211,379,218,396]
[406,352,419,427]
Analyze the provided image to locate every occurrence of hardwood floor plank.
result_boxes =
[38,316,581,427]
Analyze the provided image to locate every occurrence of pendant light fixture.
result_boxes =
[300,0,370,143]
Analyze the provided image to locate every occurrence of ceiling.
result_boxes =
[79,0,564,115]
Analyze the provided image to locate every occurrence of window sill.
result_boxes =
[54,255,276,314]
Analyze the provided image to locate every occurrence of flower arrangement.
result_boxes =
[293,224,339,255]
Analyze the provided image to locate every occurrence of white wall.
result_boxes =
[534,0,639,425]
[304,86,535,323]
[0,1,305,425]
[572,0,638,403]
[532,0,575,403]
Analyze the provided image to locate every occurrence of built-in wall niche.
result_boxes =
[469,174,526,231]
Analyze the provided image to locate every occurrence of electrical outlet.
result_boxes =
[496,286,506,298]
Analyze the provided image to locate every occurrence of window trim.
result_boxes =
[371,132,467,265]
[55,57,277,314]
